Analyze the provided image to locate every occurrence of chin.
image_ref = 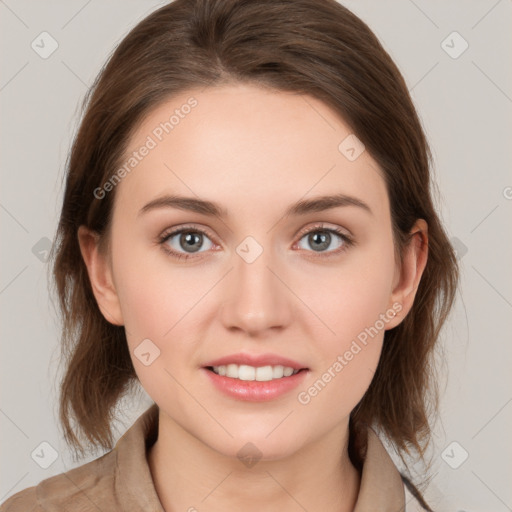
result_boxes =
[204,430,302,464]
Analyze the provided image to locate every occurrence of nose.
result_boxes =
[219,243,292,336]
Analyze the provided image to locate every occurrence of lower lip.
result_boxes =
[202,367,309,402]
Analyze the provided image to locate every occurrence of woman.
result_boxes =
[1,0,458,510]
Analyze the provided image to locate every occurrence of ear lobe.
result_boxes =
[385,219,428,330]
[77,225,124,326]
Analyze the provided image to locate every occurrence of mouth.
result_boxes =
[202,352,309,378]
[204,364,308,382]
[202,363,310,402]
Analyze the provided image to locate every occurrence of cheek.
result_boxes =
[111,234,214,388]
[113,262,195,408]
[305,244,395,351]
[295,268,392,417]
[111,227,199,338]
[295,237,395,406]
[330,270,392,345]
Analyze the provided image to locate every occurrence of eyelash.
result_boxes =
[157,223,354,261]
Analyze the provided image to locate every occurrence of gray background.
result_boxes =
[1,1,511,510]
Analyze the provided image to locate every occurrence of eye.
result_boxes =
[158,223,354,261]
[158,225,215,260]
[294,224,354,256]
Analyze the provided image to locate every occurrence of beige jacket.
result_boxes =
[0,404,429,511]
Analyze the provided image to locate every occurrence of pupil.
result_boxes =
[310,231,330,251]
[182,232,202,252]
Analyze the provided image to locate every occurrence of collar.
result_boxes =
[354,427,406,511]
[114,403,405,511]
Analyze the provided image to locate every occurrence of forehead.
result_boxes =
[114,83,389,219]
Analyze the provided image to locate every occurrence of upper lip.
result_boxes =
[203,353,308,370]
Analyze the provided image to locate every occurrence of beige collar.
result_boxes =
[353,427,406,511]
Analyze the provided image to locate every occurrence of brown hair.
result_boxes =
[48,0,458,502]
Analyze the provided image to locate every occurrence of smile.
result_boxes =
[208,364,302,381]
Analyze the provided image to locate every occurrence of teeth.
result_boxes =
[211,364,301,381]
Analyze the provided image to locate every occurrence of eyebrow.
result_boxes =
[138,192,373,219]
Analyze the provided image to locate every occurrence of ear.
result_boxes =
[77,225,124,326]
[385,219,428,330]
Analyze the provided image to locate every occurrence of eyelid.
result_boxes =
[159,222,352,243]
[294,222,352,240]
[159,223,219,245]
[292,222,354,258]
[158,221,354,259]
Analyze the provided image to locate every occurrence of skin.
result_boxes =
[78,83,428,512]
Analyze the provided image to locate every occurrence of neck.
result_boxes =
[147,411,361,512]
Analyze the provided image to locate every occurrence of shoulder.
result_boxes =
[0,449,118,512]
[0,485,41,511]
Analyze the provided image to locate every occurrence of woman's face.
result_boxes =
[85,83,414,460]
